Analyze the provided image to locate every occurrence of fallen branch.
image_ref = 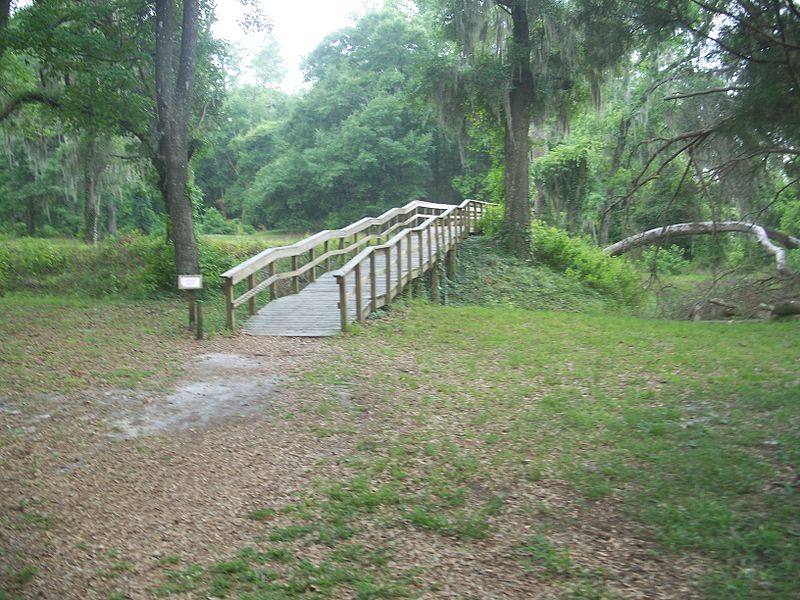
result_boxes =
[604,221,799,275]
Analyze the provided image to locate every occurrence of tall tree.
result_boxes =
[420,0,633,257]
[154,0,200,275]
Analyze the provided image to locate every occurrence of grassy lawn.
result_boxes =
[0,293,197,398]
[173,303,798,599]
[1,282,798,597]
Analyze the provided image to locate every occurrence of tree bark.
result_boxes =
[83,174,99,244]
[154,0,200,276]
[107,199,117,236]
[500,0,534,258]
[604,221,800,275]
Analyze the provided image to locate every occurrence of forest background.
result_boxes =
[0,0,798,298]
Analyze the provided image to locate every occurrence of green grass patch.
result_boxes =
[0,293,193,397]
[311,304,800,597]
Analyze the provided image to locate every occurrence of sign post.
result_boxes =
[178,275,203,332]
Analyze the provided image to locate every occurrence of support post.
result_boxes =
[188,290,196,330]
[431,259,440,304]
[336,274,348,333]
[291,255,299,293]
[370,251,377,313]
[338,237,345,267]
[355,263,364,323]
[325,240,331,271]
[447,249,456,278]
[247,274,256,315]
[225,278,234,330]
[309,247,316,282]
[195,300,204,340]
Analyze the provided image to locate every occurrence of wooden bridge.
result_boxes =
[221,200,489,336]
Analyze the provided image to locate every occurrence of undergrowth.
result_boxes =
[448,236,631,313]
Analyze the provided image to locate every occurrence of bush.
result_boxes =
[201,207,239,235]
[477,204,504,239]
[642,244,690,275]
[531,221,643,307]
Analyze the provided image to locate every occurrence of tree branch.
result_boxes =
[0,91,61,121]
[605,221,798,274]
[664,86,745,100]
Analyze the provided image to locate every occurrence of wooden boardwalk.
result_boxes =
[244,224,454,336]
[221,200,488,337]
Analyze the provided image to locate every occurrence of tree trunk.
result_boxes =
[502,0,534,259]
[600,116,632,244]
[83,174,99,244]
[107,199,117,236]
[154,0,200,276]
[604,221,800,275]
[25,200,35,236]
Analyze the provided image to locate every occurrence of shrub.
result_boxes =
[642,244,690,275]
[201,207,239,235]
[531,221,643,307]
[477,204,504,239]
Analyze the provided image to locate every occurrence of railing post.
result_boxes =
[370,251,377,313]
[406,232,413,288]
[355,263,364,323]
[247,274,256,316]
[291,255,299,293]
[338,237,345,267]
[336,274,348,333]
[268,262,277,300]
[396,237,403,296]
[427,225,433,270]
[471,202,477,232]
[225,277,235,330]
[385,246,392,302]
[309,247,316,282]
[417,230,424,279]
[324,240,331,271]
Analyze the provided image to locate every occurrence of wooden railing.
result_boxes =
[221,200,484,329]
[331,199,489,332]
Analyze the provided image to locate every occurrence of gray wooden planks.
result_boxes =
[244,225,460,337]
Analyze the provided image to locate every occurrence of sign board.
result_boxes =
[178,274,203,290]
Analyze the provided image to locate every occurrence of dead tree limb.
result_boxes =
[604,221,799,275]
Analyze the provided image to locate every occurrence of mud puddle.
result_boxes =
[105,352,290,439]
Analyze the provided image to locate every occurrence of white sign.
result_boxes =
[178,274,203,290]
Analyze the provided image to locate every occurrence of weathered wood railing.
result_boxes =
[331,199,489,332]
[220,200,481,329]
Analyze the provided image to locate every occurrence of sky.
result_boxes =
[212,0,386,92]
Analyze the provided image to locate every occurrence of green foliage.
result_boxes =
[641,244,690,275]
[0,234,286,298]
[448,237,611,313]
[200,207,237,235]
[531,221,643,306]
[477,204,504,239]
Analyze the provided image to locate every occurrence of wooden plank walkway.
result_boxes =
[244,226,455,337]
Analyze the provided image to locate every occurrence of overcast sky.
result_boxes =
[212,0,386,92]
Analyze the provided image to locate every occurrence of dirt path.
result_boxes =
[1,335,346,599]
[2,331,702,599]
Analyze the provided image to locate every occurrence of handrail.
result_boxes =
[333,199,490,332]
[221,199,467,329]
